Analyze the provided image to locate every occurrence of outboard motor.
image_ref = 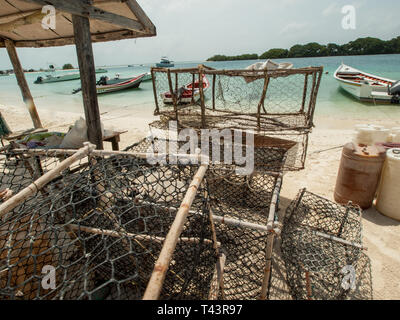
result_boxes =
[97,76,108,86]
[34,76,43,84]
[389,80,400,104]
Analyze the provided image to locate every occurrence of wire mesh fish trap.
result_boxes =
[125,139,284,300]
[151,65,323,133]
[207,172,283,300]
[281,189,363,300]
[0,147,218,300]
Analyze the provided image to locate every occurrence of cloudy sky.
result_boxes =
[0,0,399,69]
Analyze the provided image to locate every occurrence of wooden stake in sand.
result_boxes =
[143,164,208,300]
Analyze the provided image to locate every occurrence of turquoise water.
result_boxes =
[1,54,400,119]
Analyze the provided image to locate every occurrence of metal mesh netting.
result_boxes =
[142,122,307,171]
[281,189,364,300]
[151,66,323,133]
[125,139,284,300]
[0,149,218,300]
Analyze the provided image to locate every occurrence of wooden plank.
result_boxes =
[0,29,154,48]
[4,39,42,129]
[22,0,147,33]
[126,0,156,34]
[72,15,103,150]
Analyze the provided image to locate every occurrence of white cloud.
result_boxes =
[323,3,340,16]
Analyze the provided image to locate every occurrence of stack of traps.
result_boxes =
[0,147,282,300]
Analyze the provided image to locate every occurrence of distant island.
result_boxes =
[207,36,400,61]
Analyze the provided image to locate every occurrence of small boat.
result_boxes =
[334,64,400,104]
[95,73,145,94]
[95,68,108,74]
[34,72,81,84]
[161,75,210,104]
[0,73,9,77]
[156,57,174,68]
[141,72,152,82]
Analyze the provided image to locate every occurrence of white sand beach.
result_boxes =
[2,103,399,300]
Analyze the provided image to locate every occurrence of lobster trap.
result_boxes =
[126,139,284,300]
[151,65,323,133]
[0,145,221,300]
[281,189,365,300]
[0,144,283,300]
[149,64,322,171]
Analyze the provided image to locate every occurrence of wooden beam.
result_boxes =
[72,15,103,150]
[0,30,154,48]
[4,39,42,129]
[126,0,156,34]
[23,0,147,33]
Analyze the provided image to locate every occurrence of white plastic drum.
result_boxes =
[354,125,390,146]
[390,127,400,143]
[376,148,400,221]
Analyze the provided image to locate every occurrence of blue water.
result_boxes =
[1,54,400,119]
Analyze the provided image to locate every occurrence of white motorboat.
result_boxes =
[334,64,400,104]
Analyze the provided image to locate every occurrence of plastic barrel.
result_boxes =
[376,148,400,221]
[334,143,386,209]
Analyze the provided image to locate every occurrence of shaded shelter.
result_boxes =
[0,0,156,149]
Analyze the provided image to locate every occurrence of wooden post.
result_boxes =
[212,74,216,111]
[72,15,103,150]
[198,66,206,128]
[151,69,160,115]
[5,39,42,129]
[257,74,270,131]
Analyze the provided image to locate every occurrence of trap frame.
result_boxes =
[151,65,323,133]
[281,189,364,300]
[0,144,282,300]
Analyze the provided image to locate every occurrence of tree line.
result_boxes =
[207,36,400,61]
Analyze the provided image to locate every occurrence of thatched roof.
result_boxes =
[0,0,156,48]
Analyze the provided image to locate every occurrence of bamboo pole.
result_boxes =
[5,39,42,129]
[260,174,283,300]
[11,148,208,165]
[137,200,272,233]
[0,143,95,219]
[260,232,275,300]
[143,164,208,300]
[68,224,216,246]
[208,252,226,300]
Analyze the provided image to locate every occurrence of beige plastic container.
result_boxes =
[334,143,386,209]
[354,125,390,146]
[376,148,400,221]
[389,127,400,143]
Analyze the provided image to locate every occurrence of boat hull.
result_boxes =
[96,75,144,94]
[35,74,81,84]
[156,63,174,68]
[334,64,397,103]
[161,76,209,104]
